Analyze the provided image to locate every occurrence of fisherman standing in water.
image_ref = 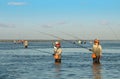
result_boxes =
[53,41,62,63]
[90,39,102,64]
[24,40,28,48]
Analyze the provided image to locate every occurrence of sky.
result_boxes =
[0,0,120,40]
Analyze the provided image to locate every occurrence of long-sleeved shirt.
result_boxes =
[92,44,102,56]
[24,41,28,46]
[54,47,62,55]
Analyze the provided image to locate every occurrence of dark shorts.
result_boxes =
[25,46,28,48]
[55,59,61,63]
[93,56,100,64]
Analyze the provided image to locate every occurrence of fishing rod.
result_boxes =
[60,31,93,49]
[106,24,119,40]
[27,47,53,55]
[35,49,52,55]
[38,31,90,50]
[61,31,80,40]
[60,31,89,44]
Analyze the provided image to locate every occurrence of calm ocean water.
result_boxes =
[0,40,120,79]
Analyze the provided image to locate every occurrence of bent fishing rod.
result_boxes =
[60,31,93,47]
[61,31,81,40]
[38,31,90,50]
[106,24,119,40]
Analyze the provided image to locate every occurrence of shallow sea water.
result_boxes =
[0,40,120,79]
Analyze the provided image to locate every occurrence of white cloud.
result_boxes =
[8,2,26,6]
[0,23,15,28]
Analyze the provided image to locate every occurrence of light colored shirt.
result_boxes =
[54,48,62,55]
[24,41,28,46]
[92,44,102,56]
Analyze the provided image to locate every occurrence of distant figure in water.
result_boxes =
[53,41,62,63]
[24,40,28,48]
[89,39,102,64]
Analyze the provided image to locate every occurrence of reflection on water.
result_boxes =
[54,62,61,79]
[92,63,102,79]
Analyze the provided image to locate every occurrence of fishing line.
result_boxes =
[38,31,90,50]
[61,31,87,43]
[27,47,53,55]
[60,31,92,48]
[60,31,81,40]
[106,24,119,40]
[34,49,52,55]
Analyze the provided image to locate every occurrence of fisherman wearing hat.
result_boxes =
[89,39,102,64]
[53,41,62,63]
